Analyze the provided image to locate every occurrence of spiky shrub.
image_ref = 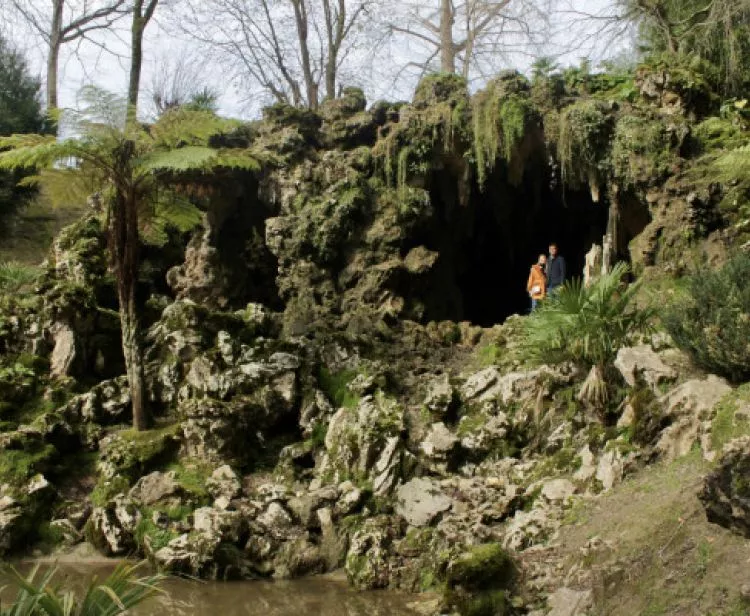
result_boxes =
[522,263,653,406]
[523,263,651,367]
[0,562,164,615]
[662,254,750,382]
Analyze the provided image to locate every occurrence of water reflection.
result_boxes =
[1,563,420,616]
[144,576,420,616]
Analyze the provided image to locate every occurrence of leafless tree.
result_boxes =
[382,0,551,83]
[147,49,219,116]
[6,0,130,112]
[177,0,375,110]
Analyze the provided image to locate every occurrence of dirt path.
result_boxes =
[526,450,750,615]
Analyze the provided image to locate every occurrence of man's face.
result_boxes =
[549,245,557,257]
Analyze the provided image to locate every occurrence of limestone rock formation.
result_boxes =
[700,437,750,537]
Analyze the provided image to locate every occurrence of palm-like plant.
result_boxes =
[523,262,653,407]
[0,562,164,615]
[0,87,260,431]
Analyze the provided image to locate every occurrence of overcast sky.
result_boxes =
[3,0,633,121]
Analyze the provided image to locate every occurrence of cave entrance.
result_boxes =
[410,163,610,327]
[214,174,282,310]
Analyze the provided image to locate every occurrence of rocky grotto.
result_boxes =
[1,61,750,616]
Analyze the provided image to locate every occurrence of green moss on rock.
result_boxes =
[442,544,517,616]
[558,100,614,193]
[611,114,678,186]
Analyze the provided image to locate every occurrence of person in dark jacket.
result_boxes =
[546,243,566,292]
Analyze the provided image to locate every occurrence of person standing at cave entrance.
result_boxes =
[527,254,547,312]
[546,243,567,293]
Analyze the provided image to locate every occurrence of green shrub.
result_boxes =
[0,562,163,615]
[318,367,360,409]
[522,263,653,368]
[662,254,750,382]
[0,262,40,294]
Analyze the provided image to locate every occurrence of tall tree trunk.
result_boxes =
[128,0,158,121]
[322,0,345,101]
[440,0,456,73]
[111,141,149,431]
[120,285,148,431]
[47,0,64,114]
[291,0,318,108]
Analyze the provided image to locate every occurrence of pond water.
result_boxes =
[1,562,424,616]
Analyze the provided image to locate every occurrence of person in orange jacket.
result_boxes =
[527,254,547,312]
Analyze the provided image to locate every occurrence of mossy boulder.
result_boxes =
[611,114,682,187]
[320,87,367,121]
[414,73,469,108]
[97,424,180,484]
[701,435,750,537]
[557,100,615,197]
[258,103,322,155]
[344,515,403,589]
[635,53,720,118]
[442,544,517,616]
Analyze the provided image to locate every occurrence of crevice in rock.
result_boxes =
[166,174,283,311]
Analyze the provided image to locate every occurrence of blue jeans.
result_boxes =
[530,297,539,313]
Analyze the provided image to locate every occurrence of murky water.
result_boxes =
[1,563,423,616]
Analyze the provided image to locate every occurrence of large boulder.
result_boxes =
[60,376,132,426]
[319,392,413,494]
[345,516,402,589]
[396,477,453,527]
[545,587,594,616]
[206,465,242,503]
[443,543,517,616]
[422,373,456,418]
[700,437,750,537]
[461,365,572,409]
[656,376,732,460]
[86,496,142,556]
[420,422,459,472]
[614,345,677,392]
[129,471,182,506]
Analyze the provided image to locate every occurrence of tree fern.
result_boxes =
[0,87,261,432]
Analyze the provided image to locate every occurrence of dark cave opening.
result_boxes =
[214,175,283,310]
[409,162,616,327]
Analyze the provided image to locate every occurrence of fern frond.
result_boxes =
[212,149,261,171]
[140,191,203,246]
[34,167,104,208]
[149,108,240,148]
[138,146,217,172]
[0,136,81,170]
